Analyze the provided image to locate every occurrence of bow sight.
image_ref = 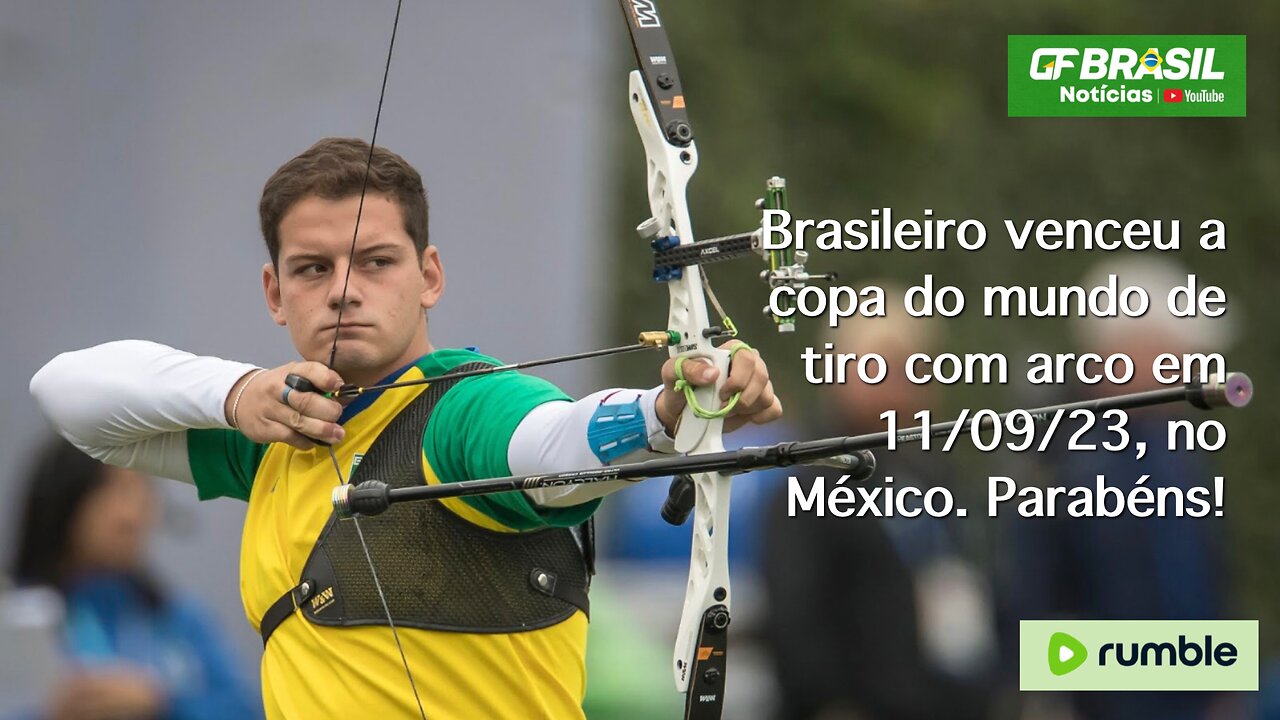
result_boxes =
[646,176,839,335]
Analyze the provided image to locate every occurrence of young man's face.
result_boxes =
[263,193,444,384]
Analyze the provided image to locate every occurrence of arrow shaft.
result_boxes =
[335,341,664,398]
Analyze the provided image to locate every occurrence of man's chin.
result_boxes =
[327,348,400,383]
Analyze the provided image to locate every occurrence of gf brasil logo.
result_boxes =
[1008,35,1245,117]
[1029,46,1224,82]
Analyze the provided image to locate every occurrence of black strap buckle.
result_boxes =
[260,579,316,646]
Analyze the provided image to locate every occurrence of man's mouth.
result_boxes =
[322,323,374,334]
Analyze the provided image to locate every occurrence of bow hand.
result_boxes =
[657,341,783,436]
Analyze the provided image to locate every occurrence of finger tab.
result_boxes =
[285,373,319,394]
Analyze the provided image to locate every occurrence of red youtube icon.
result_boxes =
[1164,88,1185,103]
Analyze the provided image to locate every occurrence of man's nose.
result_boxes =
[326,261,362,310]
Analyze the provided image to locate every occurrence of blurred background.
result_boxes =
[1,1,1274,719]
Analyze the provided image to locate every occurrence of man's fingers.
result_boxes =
[258,387,343,446]
[735,375,771,413]
[665,358,718,388]
[270,404,344,446]
[727,352,770,408]
[259,418,323,451]
[725,396,783,432]
[289,360,345,394]
[250,409,316,450]
[719,343,781,425]
[722,345,765,396]
[282,378,343,423]
[752,395,783,425]
[281,430,319,451]
[694,361,720,385]
[272,361,344,445]
[230,361,346,447]
[731,378,761,409]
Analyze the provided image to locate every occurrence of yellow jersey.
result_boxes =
[188,349,600,719]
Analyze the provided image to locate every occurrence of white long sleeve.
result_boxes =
[513,386,676,508]
[29,340,259,484]
[31,340,672,502]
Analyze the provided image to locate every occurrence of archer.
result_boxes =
[30,137,781,719]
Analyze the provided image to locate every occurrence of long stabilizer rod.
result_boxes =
[333,372,1252,518]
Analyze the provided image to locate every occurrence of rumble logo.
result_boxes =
[1020,620,1258,691]
[1009,35,1245,117]
[1048,632,1087,676]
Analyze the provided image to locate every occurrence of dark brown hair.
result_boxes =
[258,137,429,265]
[11,438,164,608]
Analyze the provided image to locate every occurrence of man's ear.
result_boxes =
[263,262,288,326]
[419,246,445,310]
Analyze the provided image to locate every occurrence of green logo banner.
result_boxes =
[1008,35,1246,117]
[1021,620,1258,691]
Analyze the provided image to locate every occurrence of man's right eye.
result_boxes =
[297,264,327,276]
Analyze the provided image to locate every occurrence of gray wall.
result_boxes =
[1,0,611,684]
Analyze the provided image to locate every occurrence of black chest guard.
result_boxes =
[260,363,593,645]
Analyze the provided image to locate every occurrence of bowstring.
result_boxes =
[326,1,427,718]
[329,0,403,368]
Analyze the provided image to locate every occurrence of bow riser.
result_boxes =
[627,70,728,451]
[627,68,734,716]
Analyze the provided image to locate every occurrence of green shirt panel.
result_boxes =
[418,350,603,530]
[187,427,266,501]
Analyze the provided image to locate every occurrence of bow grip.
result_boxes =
[672,346,731,454]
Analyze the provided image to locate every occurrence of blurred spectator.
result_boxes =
[1005,257,1239,720]
[762,284,998,720]
[7,438,261,720]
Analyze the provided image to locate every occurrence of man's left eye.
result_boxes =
[368,257,393,268]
